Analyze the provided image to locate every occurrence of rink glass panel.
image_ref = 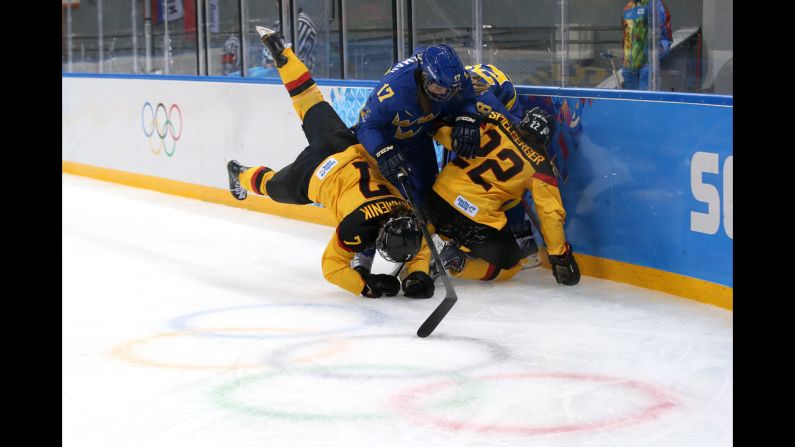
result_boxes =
[61,0,732,92]
[344,0,394,80]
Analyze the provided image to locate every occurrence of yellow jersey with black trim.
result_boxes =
[307,144,403,221]
[431,112,568,255]
[307,143,431,295]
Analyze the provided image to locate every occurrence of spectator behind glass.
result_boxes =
[226,46,280,78]
[271,7,317,72]
[621,0,672,90]
[226,3,316,78]
[247,47,280,78]
[222,36,241,75]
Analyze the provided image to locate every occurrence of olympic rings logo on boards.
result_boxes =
[141,102,183,157]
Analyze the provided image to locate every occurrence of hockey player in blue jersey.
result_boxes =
[466,63,523,124]
[466,63,555,147]
[355,44,482,196]
[351,44,483,272]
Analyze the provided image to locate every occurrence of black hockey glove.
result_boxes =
[548,243,580,286]
[518,107,556,149]
[375,143,409,185]
[401,271,435,299]
[356,266,400,298]
[451,115,481,158]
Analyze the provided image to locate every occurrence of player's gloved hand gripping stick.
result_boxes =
[451,115,481,158]
[396,168,458,338]
[375,143,408,185]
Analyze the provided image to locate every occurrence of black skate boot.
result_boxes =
[255,26,289,68]
[227,160,250,201]
[429,240,469,279]
[440,241,469,274]
[514,228,540,268]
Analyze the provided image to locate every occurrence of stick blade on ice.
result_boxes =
[416,297,457,338]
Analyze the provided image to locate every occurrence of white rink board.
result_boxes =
[62,77,335,189]
[62,75,733,308]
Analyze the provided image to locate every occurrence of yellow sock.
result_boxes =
[277,47,324,120]
[239,166,275,196]
[451,258,522,281]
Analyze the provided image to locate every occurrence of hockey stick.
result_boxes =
[389,261,406,278]
[389,146,449,281]
[520,196,541,232]
[396,169,458,338]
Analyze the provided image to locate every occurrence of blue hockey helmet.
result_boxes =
[417,44,466,102]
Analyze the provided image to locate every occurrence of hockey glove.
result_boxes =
[356,266,400,298]
[451,115,482,158]
[401,271,435,299]
[518,107,556,149]
[548,243,580,286]
[375,144,409,185]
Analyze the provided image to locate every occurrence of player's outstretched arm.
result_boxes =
[529,179,566,256]
[321,233,367,295]
[529,179,580,286]
[321,233,400,297]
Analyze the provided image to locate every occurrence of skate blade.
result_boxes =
[227,163,248,201]
[232,187,247,201]
[521,254,541,270]
[255,26,274,38]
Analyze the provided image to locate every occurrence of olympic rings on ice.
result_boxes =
[211,365,478,421]
[268,334,511,379]
[168,303,387,339]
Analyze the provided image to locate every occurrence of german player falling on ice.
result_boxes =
[462,62,555,267]
[427,108,581,286]
[226,27,434,299]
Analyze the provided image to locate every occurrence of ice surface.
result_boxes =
[62,173,732,447]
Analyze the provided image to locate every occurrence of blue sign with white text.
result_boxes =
[326,81,734,288]
[516,89,733,287]
[64,73,733,288]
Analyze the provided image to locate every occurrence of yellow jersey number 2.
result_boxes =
[450,129,524,191]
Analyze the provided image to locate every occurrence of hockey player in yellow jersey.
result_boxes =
[455,63,551,269]
[426,109,581,286]
[226,27,434,299]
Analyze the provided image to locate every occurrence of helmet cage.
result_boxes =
[422,72,458,102]
[375,216,422,263]
[418,44,464,102]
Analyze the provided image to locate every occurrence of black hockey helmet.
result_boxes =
[517,106,556,149]
[376,216,422,263]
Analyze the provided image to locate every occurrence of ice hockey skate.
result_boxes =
[255,26,289,67]
[514,229,541,269]
[227,160,250,201]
